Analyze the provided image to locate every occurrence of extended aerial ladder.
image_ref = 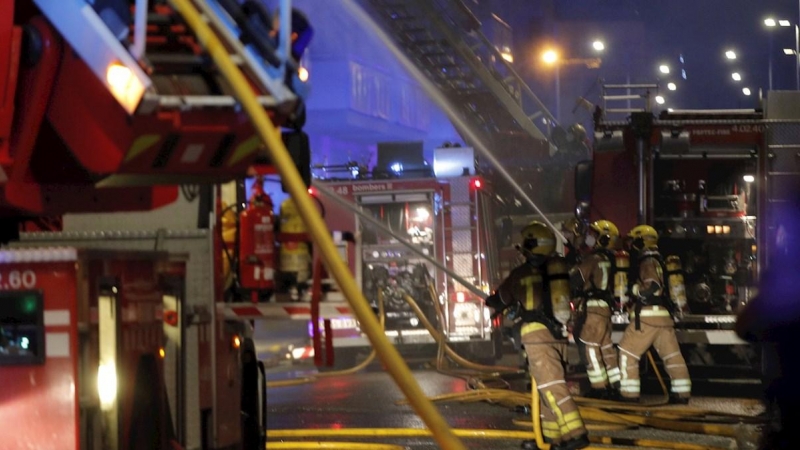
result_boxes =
[357,0,552,150]
[354,0,578,213]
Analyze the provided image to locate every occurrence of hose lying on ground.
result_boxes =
[266,442,405,450]
[266,426,731,450]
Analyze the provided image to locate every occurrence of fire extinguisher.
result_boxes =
[239,176,276,292]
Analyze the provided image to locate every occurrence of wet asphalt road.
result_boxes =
[266,363,766,450]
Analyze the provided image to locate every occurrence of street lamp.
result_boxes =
[725,50,737,60]
[659,64,670,74]
[667,82,677,91]
[541,47,602,124]
[732,72,742,81]
[655,95,665,105]
[743,87,752,96]
[542,49,560,123]
[764,17,800,90]
[592,40,605,51]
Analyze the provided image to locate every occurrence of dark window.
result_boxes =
[0,291,45,365]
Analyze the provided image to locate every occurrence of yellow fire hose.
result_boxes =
[168,1,466,448]
[588,435,730,450]
[266,443,404,450]
[403,293,521,373]
[315,289,386,377]
[267,428,604,445]
[265,377,317,388]
[267,282,387,388]
[267,427,731,450]
[511,419,634,432]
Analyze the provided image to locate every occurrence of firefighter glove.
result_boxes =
[485,293,505,318]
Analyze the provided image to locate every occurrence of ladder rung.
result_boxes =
[605,108,647,113]
[151,94,278,109]
[604,84,659,89]
[603,94,645,101]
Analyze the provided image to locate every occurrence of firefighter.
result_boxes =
[617,225,691,404]
[486,221,589,450]
[278,197,311,299]
[570,220,621,400]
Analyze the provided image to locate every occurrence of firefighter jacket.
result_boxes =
[496,256,570,338]
[570,249,615,304]
[629,250,669,308]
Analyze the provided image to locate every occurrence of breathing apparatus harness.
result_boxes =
[629,248,674,330]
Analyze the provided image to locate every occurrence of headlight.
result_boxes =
[97,362,117,410]
[106,62,146,114]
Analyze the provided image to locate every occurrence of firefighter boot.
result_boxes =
[521,434,555,449]
[552,433,590,450]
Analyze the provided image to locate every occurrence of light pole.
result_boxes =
[765,17,800,90]
[541,45,603,125]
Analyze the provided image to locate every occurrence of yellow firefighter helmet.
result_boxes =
[628,225,659,249]
[521,221,556,255]
[590,220,619,249]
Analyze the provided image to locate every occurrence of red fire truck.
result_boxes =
[311,144,501,365]
[588,91,800,376]
[0,0,316,448]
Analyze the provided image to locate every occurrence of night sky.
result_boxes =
[555,0,800,109]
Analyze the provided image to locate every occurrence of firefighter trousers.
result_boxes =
[522,326,587,444]
[617,307,691,400]
[577,304,620,389]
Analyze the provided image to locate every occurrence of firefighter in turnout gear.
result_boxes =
[486,221,589,450]
[569,220,621,400]
[617,225,692,404]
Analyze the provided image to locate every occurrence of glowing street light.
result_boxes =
[732,72,742,81]
[743,87,752,95]
[659,64,670,74]
[786,48,797,55]
[765,18,777,27]
[542,49,559,64]
[725,50,737,60]
[592,40,605,51]
[667,82,677,91]
[655,95,665,105]
[779,20,791,27]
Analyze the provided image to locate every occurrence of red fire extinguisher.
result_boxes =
[239,176,276,294]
